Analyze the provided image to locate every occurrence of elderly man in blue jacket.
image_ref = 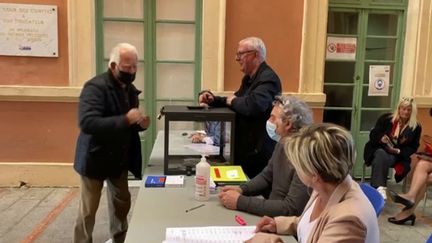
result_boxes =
[73,43,149,243]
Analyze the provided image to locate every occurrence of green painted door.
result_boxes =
[95,0,202,177]
[324,8,406,178]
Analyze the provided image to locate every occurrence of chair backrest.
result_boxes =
[426,233,432,243]
[359,183,385,217]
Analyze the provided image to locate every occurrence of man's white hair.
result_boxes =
[108,43,138,68]
[240,37,266,62]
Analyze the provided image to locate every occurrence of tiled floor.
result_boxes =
[0,179,431,243]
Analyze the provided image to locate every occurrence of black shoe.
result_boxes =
[388,190,415,209]
[388,214,416,226]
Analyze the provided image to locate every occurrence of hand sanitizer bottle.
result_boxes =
[195,155,210,201]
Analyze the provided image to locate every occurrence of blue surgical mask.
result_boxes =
[266,120,281,142]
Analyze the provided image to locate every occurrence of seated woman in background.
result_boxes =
[247,123,379,243]
[363,97,422,199]
[388,158,432,226]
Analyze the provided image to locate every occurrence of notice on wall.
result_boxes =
[0,3,58,57]
[368,65,390,96]
[326,37,357,61]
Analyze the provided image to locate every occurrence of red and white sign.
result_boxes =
[326,37,357,61]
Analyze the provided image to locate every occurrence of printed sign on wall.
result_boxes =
[0,3,58,57]
[326,37,357,61]
[368,65,390,96]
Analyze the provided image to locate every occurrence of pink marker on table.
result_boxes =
[235,215,247,226]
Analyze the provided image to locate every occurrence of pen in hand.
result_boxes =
[185,203,205,213]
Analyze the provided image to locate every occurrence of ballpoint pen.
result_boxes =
[185,203,205,213]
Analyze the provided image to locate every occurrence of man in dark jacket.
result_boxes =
[73,43,149,243]
[199,37,282,178]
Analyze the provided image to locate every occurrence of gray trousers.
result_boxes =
[370,148,397,188]
[73,171,131,243]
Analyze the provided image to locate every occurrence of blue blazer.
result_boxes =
[74,70,144,180]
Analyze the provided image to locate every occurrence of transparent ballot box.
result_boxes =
[161,105,235,175]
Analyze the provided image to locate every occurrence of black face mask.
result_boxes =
[117,70,136,85]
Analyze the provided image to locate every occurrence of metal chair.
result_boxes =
[426,232,432,243]
[360,182,385,216]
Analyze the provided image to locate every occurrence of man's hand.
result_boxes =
[126,108,143,125]
[190,133,206,143]
[138,115,150,129]
[218,189,241,210]
[226,95,237,106]
[198,91,214,104]
[220,185,242,193]
[255,216,277,233]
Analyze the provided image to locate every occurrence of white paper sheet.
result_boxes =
[183,144,220,155]
[164,226,255,243]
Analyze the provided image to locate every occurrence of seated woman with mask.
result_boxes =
[247,123,379,243]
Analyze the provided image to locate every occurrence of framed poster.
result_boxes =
[0,3,58,57]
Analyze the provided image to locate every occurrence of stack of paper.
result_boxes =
[165,175,185,188]
[164,226,255,243]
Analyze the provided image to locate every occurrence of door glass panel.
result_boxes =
[156,0,195,21]
[368,14,398,36]
[361,86,393,108]
[365,38,396,60]
[363,62,394,84]
[360,110,391,131]
[327,12,358,34]
[371,0,404,4]
[323,110,352,130]
[157,63,194,99]
[324,61,355,84]
[104,0,144,18]
[103,22,145,60]
[156,23,195,60]
[324,85,354,107]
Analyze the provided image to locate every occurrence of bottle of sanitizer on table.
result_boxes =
[195,155,210,201]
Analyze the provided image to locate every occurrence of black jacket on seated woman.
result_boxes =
[364,107,421,185]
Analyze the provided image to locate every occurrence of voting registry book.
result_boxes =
[145,175,166,187]
[210,166,248,185]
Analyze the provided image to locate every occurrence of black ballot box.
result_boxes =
[161,105,235,175]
